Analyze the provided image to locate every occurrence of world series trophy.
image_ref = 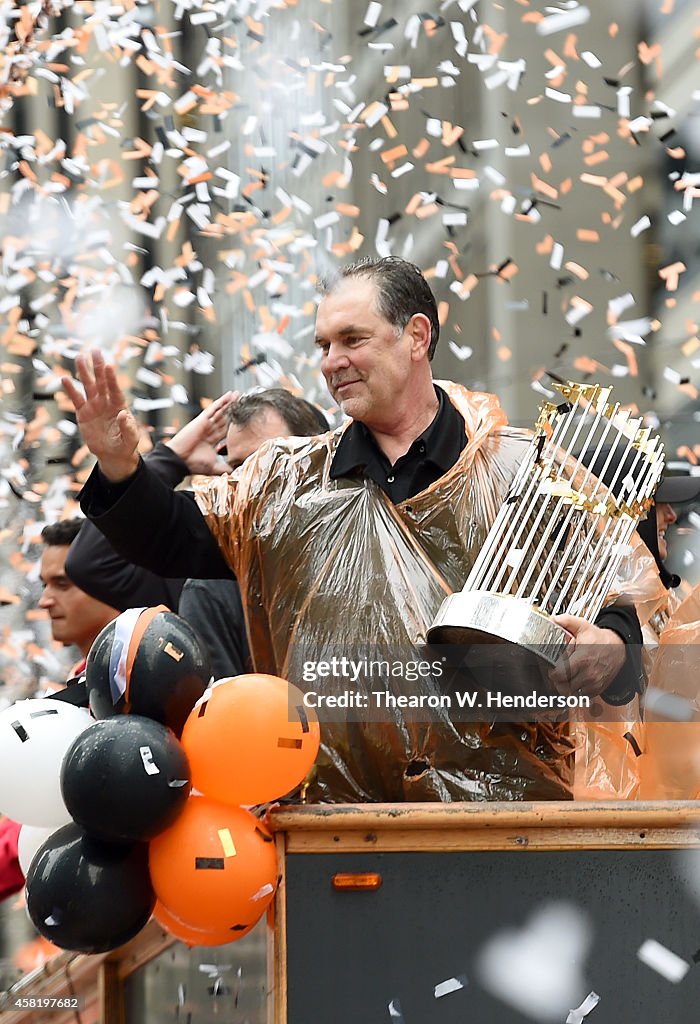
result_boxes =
[427,382,665,666]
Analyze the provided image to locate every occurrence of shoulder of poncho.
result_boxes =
[435,379,529,440]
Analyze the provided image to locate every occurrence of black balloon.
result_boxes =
[86,608,210,735]
[61,716,191,842]
[25,823,155,953]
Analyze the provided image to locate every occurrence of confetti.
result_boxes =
[637,939,690,983]
[1,0,699,710]
[566,991,600,1023]
[434,974,468,998]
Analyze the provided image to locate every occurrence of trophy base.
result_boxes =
[426,592,572,667]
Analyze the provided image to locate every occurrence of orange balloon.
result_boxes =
[153,901,254,947]
[181,674,320,805]
[149,795,277,933]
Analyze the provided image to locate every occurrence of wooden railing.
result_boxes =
[3,802,700,1024]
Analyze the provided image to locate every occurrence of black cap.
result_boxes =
[655,474,700,503]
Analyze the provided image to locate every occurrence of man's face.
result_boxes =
[225,407,291,469]
[656,501,677,561]
[39,544,117,656]
[315,277,417,430]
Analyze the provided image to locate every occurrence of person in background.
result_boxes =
[634,472,700,799]
[572,447,700,799]
[0,518,121,902]
[66,389,329,680]
[634,473,700,631]
[39,519,121,677]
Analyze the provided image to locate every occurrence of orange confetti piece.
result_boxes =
[380,144,408,166]
[583,150,609,167]
[455,273,478,299]
[380,116,398,140]
[442,124,464,148]
[576,229,600,242]
[659,261,686,292]
[425,156,456,174]
[638,41,662,66]
[573,356,605,375]
[611,338,638,377]
[415,203,439,220]
[564,262,589,280]
[321,170,345,188]
[497,262,519,282]
[563,33,579,60]
[405,193,424,216]
[530,173,558,200]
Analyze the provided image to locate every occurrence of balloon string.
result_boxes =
[63,954,83,1024]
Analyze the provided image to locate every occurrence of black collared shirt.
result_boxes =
[329,385,467,504]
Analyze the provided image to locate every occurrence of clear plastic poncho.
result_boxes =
[193,381,656,803]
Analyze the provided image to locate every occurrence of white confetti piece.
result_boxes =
[566,991,600,1024]
[537,6,591,36]
[140,746,159,775]
[476,902,591,1022]
[630,215,651,237]
[572,105,602,118]
[364,1,382,27]
[637,939,690,983]
[391,162,414,178]
[545,87,572,104]
[580,50,602,68]
[608,317,653,344]
[628,115,653,133]
[617,86,633,118]
[608,293,636,319]
[565,298,593,326]
[644,687,695,722]
[434,974,467,998]
[550,243,564,270]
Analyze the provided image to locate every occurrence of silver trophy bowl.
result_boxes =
[427,591,572,667]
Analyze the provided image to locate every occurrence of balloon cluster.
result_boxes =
[151,672,321,946]
[0,607,320,954]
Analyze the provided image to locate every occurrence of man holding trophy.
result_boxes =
[62,257,657,803]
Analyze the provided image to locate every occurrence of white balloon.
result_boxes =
[0,699,92,827]
[17,823,61,878]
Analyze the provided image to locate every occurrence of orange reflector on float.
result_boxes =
[331,872,382,892]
